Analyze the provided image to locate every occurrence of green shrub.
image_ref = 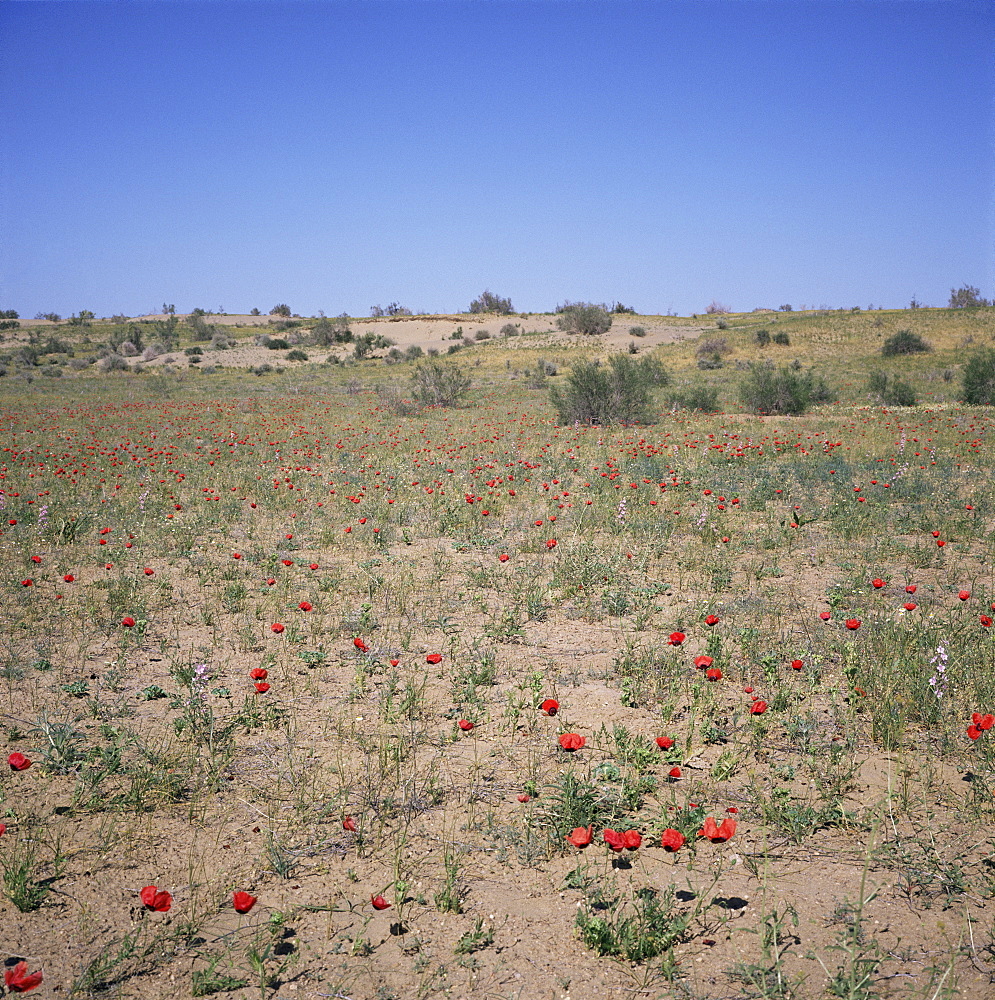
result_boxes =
[469,290,513,314]
[410,360,472,406]
[404,344,424,360]
[556,302,613,336]
[474,329,491,340]
[669,383,719,411]
[500,323,519,336]
[312,314,352,345]
[882,329,931,356]
[772,331,790,346]
[549,354,669,425]
[629,326,647,337]
[286,349,309,361]
[755,329,770,347]
[960,347,995,405]
[738,362,831,415]
[868,371,917,406]
[949,285,991,308]
[266,338,290,350]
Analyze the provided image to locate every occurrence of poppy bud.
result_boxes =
[370,894,391,910]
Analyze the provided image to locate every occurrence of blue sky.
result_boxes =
[2,0,992,318]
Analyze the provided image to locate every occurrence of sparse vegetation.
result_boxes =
[555,302,613,336]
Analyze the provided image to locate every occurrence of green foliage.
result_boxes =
[410,360,472,406]
[371,302,412,317]
[265,338,290,350]
[555,302,613,336]
[469,290,513,314]
[269,304,291,317]
[353,332,395,359]
[960,347,995,405]
[739,361,831,415]
[772,331,790,345]
[669,382,720,411]
[867,372,917,407]
[286,349,309,362]
[881,329,931,356]
[549,354,669,425]
[0,308,19,319]
[68,310,96,327]
[312,313,353,345]
[755,328,771,346]
[949,285,991,308]
[628,326,646,337]
[576,885,691,963]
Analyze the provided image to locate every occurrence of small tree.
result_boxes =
[738,362,830,415]
[556,302,613,336]
[270,304,292,317]
[410,360,472,407]
[312,314,353,345]
[961,348,995,405]
[705,301,730,315]
[67,310,95,327]
[882,330,931,356]
[949,285,991,309]
[469,290,513,314]
[549,354,669,425]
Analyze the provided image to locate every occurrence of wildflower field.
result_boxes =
[4,307,995,999]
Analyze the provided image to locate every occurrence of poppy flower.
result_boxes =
[144,567,155,576]
[389,658,399,667]
[8,752,31,771]
[668,766,682,780]
[281,559,293,567]
[700,817,736,842]
[21,579,32,587]
[655,736,674,749]
[499,553,509,562]
[250,668,268,680]
[558,733,586,751]
[565,825,593,847]
[353,637,369,652]
[63,574,75,583]
[937,540,946,547]
[968,724,982,740]
[660,828,685,852]
[960,590,972,601]
[122,616,136,628]
[4,962,43,993]
[343,815,357,831]
[426,653,442,664]
[845,619,861,630]
[973,713,995,731]
[905,584,917,594]
[871,579,885,589]
[721,536,730,543]
[603,828,626,851]
[540,698,559,715]
[819,612,831,621]
[370,894,391,910]
[232,552,242,559]
[285,533,293,540]
[140,885,173,911]
[309,563,319,570]
[706,667,722,681]
[545,539,557,549]
[981,616,993,627]
[0,823,6,835]
[749,700,768,715]
[254,682,270,694]
[904,602,917,611]
[790,659,803,671]
[30,555,41,564]
[693,655,713,669]
[517,793,531,802]
[667,632,685,646]
[622,830,642,849]
[266,578,276,586]
[704,614,720,626]
[931,531,940,538]
[271,623,285,634]
[233,891,257,913]
[458,719,474,731]
[743,686,754,694]
[298,601,312,611]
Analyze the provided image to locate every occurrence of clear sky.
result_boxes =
[2,0,992,318]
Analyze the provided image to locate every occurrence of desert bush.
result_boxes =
[961,347,995,405]
[353,332,395,359]
[385,348,404,363]
[376,385,419,415]
[266,338,290,350]
[669,383,719,411]
[98,354,128,372]
[628,326,646,338]
[141,344,164,362]
[404,344,424,361]
[35,312,61,322]
[772,331,790,346]
[705,301,730,315]
[410,360,472,406]
[696,337,730,359]
[755,329,771,347]
[556,302,613,336]
[312,314,353,345]
[882,330,931,356]
[868,372,917,406]
[286,349,309,362]
[269,304,292,317]
[371,302,412,317]
[210,333,234,350]
[184,346,203,357]
[474,329,491,341]
[501,323,519,337]
[949,285,991,308]
[118,341,138,357]
[469,290,513,314]
[549,354,669,425]
[739,361,831,415]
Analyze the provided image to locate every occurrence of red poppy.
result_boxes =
[743,686,754,693]
[298,601,312,611]
[790,659,803,671]
[426,653,442,664]
[285,533,293,540]
[968,725,982,740]
[309,563,319,570]
[906,584,917,594]
[749,700,768,715]
[343,815,357,831]
[353,637,369,652]
[622,830,642,849]
[458,719,474,731]
[871,579,885,589]
[931,530,940,537]
[960,590,972,601]
[21,579,32,587]
[8,752,31,771]
[499,553,509,562]
[699,817,736,842]
[233,891,257,913]
[266,578,276,586]
[254,682,270,694]
[819,612,831,621]
[271,623,285,634]
[668,766,682,779]
[63,574,75,582]
[144,567,155,576]
[250,668,268,680]
[981,616,994,627]
[122,616,136,627]
[565,825,593,847]
[140,885,173,911]
[370,894,391,910]
[721,536,730,543]
[0,823,6,835]
[655,736,674,749]
[389,658,399,667]
[845,619,861,630]
[904,602,918,611]
[4,961,43,993]
[660,828,685,852]
[937,540,946,547]
[667,631,685,646]
[281,559,293,566]
[540,698,559,715]
[973,713,995,731]
[704,614,720,626]
[517,793,531,802]
[603,828,626,851]
[545,539,557,549]
[232,552,242,559]
[706,667,722,681]
[30,555,41,564]
[558,733,586,751]
[693,655,713,669]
